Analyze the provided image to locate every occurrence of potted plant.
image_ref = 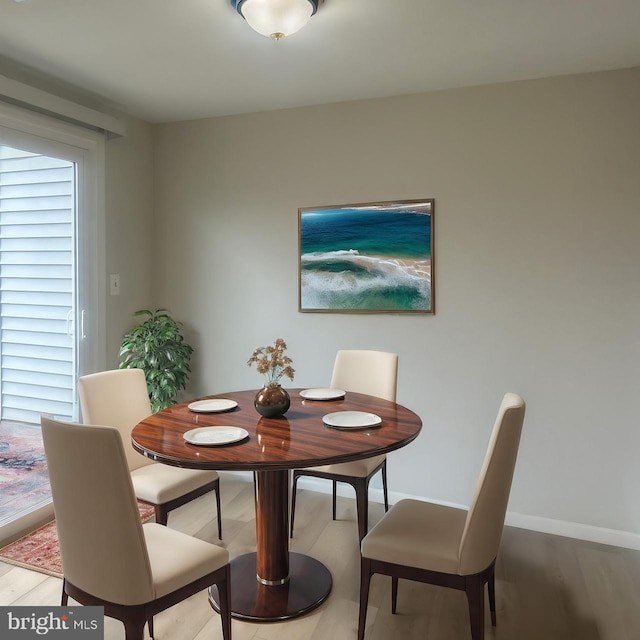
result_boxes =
[119,309,194,413]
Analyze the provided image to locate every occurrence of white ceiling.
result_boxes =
[1,0,639,123]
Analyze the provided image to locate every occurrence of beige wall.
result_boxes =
[153,68,640,541]
[104,116,155,367]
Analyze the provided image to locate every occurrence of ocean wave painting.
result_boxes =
[298,200,434,313]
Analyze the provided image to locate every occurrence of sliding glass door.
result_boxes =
[0,105,105,424]
[0,103,105,537]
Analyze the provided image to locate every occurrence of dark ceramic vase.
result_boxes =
[254,385,290,418]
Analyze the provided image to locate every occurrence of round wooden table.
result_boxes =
[131,389,422,622]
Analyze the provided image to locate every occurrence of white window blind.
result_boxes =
[0,145,74,423]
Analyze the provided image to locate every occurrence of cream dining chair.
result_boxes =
[357,393,526,640]
[290,350,398,542]
[78,369,222,538]
[41,416,231,640]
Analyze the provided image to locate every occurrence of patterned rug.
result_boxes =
[0,501,155,577]
[0,423,51,526]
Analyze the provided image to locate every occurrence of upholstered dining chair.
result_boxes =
[41,416,231,640]
[78,369,222,539]
[290,350,398,542]
[357,393,525,640]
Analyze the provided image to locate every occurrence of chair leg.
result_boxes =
[147,618,154,639]
[290,472,299,538]
[154,505,168,526]
[215,481,223,540]
[488,566,496,626]
[358,557,373,640]
[121,610,147,640]
[391,576,399,614]
[355,478,369,542]
[464,574,485,640]
[217,565,232,640]
[60,578,68,606]
[381,460,389,512]
[332,480,337,520]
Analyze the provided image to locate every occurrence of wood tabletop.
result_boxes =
[131,389,422,471]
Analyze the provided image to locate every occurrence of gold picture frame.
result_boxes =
[298,199,434,314]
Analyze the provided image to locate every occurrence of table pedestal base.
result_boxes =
[208,552,332,622]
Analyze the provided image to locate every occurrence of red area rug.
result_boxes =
[0,501,155,577]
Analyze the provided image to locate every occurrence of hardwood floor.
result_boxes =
[1,472,639,639]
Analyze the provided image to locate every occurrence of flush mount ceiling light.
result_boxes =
[230,0,320,40]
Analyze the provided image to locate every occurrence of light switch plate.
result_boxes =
[110,274,120,296]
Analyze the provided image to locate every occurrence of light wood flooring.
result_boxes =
[1,472,639,640]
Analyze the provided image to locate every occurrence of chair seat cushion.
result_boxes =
[143,523,228,599]
[361,499,468,575]
[311,454,386,478]
[132,464,218,504]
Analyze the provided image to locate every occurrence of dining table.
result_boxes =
[131,388,422,622]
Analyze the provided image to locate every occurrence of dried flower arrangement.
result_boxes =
[247,338,295,388]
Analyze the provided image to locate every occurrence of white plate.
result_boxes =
[322,411,382,429]
[188,399,238,413]
[183,426,249,446]
[300,388,346,401]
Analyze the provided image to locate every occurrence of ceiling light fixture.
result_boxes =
[230,0,319,40]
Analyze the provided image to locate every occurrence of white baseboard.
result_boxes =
[504,511,640,551]
[0,501,54,547]
[293,476,640,551]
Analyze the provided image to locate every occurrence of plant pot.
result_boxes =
[254,385,290,418]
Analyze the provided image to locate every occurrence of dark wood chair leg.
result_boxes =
[488,566,496,626]
[391,576,399,614]
[214,481,223,540]
[147,617,154,639]
[332,479,337,520]
[381,460,389,512]
[358,557,372,640]
[290,472,299,537]
[465,574,485,640]
[154,505,168,526]
[217,564,232,640]
[354,477,369,542]
[60,578,68,605]
[121,609,147,640]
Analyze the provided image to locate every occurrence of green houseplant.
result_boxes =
[119,309,194,413]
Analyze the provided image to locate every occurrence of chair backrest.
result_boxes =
[78,368,153,471]
[458,393,526,575]
[330,350,398,402]
[41,416,154,605]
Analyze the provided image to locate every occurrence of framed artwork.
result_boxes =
[298,199,434,314]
